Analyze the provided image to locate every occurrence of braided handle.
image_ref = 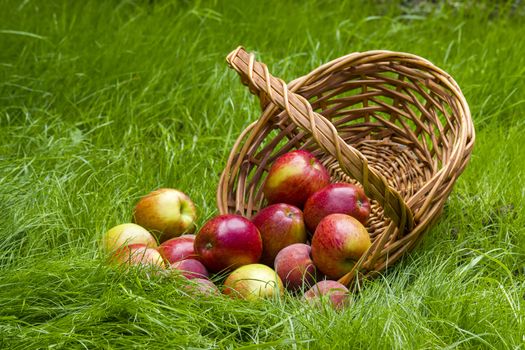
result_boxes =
[226,46,415,232]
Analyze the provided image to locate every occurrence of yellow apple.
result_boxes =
[223,264,283,300]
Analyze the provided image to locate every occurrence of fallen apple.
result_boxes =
[304,183,370,232]
[263,150,330,208]
[170,258,209,279]
[223,264,283,300]
[183,278,220,296]
[303,280,349,310]
[109,243,165,269]
[251,203,307,266]
[194,214,262,273]
[133,188,197,242]
[101,223,157,253]
[274,243,318,291]
[158,234,197,264]
[311,213,371,279]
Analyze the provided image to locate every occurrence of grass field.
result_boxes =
[1,0,524,348]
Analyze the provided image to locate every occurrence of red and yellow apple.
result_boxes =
[251,203,307,265]
[274,243,318,291]
[183,278,220,296]
[263,150,330,208]
[223,264,283,300]
[304,183,370,232]
[303,280,350,310]
[194,214,262,273]
[133,188,197,242]
[170,258,209,279]
[101,223,157,253]
[158,234,197,264]
[109,243,165,269]
[311,214,371,279]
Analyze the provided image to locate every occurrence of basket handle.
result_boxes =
[226,46,415,232]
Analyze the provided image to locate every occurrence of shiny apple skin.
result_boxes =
[303,280,349,310]
[263,150,330,208]
[170,258,209,279]
[251,204,307,266]
[311,213,371,279]
[101,223,157,253]
[133,188,197,242]
[274,243,318,291]
[194,215,262,273]
[158,234,197,264]
[223,264,283,300]
[304,183,371,232]
[110,243,165,269]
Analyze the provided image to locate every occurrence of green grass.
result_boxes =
[1,0,524,348]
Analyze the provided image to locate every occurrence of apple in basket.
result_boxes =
[194,214,262,273]
[170,258,209,280]
[311,214,371,279]
[251,203,307,266]
[263,150,330,208]
[274,243,318,291]
[109,243,165,269]
[133,188,197,243]
[304,183,371,232]
[158,234,198,264]
[303,280,350,310]
[101,223,157,253]
[223,264,283,300]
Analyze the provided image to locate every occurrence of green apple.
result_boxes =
[223,264,283,300]
[133,188,197,242]
[101,223,157,253]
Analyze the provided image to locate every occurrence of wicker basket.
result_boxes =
[217,47,475,286]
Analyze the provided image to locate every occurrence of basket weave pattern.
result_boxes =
[218,47,475,286]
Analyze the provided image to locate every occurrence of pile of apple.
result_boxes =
[101,150,372,309]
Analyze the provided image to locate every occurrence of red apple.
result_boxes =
[303,280,349,310]
[251,204,307,265]
[158,234,197,264]
[263,150,330,208]
[101,223,157,253]
[223,264,283,300]
[194,215,262,273]
[311,214,371,279]
[274,243,318,291]
[183,278,220,296]
[109,244,165,269]
[304,183,370,232]
[133,188,197,242]
[170,259,209,279]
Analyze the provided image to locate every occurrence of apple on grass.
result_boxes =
[304,183,371,232]
[251,203,307,266]
[274,243,318,291]
[101,223,157,253]
[158,234,197,264]
[311,213,371,279]
[133,188,197,243]
[223,264,283,300]
[263,150,330,208]
[303,280,350,310]
[183,278,220,296]
[194,214,262,273]
[109,243,165,269]
[170,258,209,279]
